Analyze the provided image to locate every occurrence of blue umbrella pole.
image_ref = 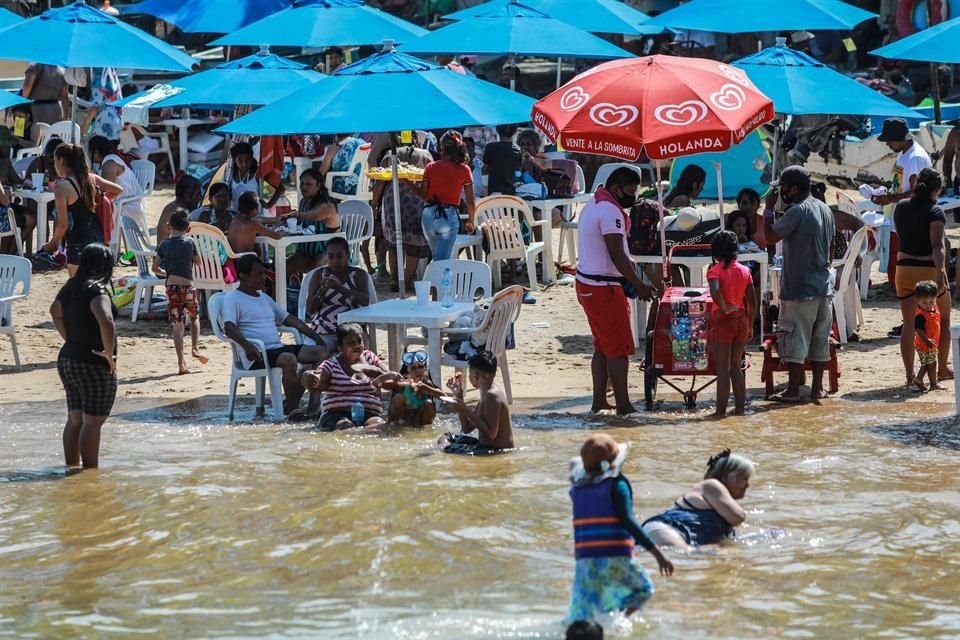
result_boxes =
[391,142,406,298]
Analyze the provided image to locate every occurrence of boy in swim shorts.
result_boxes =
[913,280,944,391]
[439,350,514,454]
[154,210,206,374]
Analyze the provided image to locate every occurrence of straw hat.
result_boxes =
[569,434,630,486]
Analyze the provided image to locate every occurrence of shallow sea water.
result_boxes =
[2,397,960,638]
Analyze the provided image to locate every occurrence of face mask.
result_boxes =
[615,189,636,209]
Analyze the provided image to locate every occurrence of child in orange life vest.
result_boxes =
[913,280,944,391]
[707,230,756,417]
[567,434,674,623]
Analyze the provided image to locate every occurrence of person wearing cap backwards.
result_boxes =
[566,434,673,624]
[871,118,934,339]
[763,165,835,403]
[575,168,655,415]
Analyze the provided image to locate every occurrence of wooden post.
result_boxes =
[928,0,943,124]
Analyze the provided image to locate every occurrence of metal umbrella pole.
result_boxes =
[714,161,725,228]
[390,140,406,297]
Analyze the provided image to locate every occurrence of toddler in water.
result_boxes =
[707,230,755,417]
[913,280,944,391]
[383,350,443,426]
[567,434,673,624]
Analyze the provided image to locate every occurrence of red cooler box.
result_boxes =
[649,286,716,376]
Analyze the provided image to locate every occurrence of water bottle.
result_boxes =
[351,399,364,426]
[440,267,453,308]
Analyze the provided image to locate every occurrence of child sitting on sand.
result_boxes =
[382,350,443,426]
[153,210,207,374]
[707,230,755,417]
[301,323,390,431]
[567,434,674,624]
[913,280,944,391]
[439,350,514,454]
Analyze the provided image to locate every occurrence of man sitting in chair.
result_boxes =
[221,254,329,419]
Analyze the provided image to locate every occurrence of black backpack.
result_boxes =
[627,199,662,256]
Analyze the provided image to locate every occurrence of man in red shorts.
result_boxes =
[575,168,654,414]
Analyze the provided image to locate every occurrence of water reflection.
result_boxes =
[1,400,959,638]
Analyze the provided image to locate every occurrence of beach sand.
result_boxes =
[1,185,955,414]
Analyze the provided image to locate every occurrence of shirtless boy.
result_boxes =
[440,350,514,453]
[228,191,282,254]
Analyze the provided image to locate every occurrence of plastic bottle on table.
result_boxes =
[274,194,292,217]
[441,267,453,308]
[351,399,364,426]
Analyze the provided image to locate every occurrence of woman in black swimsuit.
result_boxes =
[41,143,122,276]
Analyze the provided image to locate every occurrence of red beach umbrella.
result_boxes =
[531,55,773,161]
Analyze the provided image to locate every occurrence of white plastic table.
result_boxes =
[339,299,474,383]
[15,188,56,248]
[159,116,220,171]
[526,193,593,283]
[628,251,769,347]
[255,231,344,307]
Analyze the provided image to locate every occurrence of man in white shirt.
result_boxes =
[575,168,654,415]
[222,255,329,417]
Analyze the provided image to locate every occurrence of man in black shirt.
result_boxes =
[483,123,521,196]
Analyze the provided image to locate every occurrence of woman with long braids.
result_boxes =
[49,243,119,470]
[641,450,755,549]
[405,130,476,262]
[41,143,122,276]
[664,164,707,209]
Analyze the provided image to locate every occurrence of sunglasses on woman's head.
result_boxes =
[402,350,429,365]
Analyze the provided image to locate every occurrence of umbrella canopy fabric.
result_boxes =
[402,1,633,59]
[217,48,535,135]
[444,0,667,36]
[733,42,922,118]
[671,130,770,200]
[0,90,29,110]
[0,7,23,30]
[0,1,196,71]
[647,0,876,33]
[212,0,427,48]
[870,16,960,63]
[122,0,288,34]
[531,56,773,161]
[113,49,324,109]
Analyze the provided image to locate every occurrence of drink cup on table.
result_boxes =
[414,280,431,306]
[31,173,44,190]
[286,217,298,232]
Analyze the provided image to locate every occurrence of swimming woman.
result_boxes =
[642,450,753,549]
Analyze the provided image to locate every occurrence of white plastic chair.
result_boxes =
[186,222,253,304]
[130,159,156,199]
[338,199,374,265]
[838,191,877,301]
[208,291,301,421]
[120,216,165,322]
[120,123,175,174]
[110,159,154,256]
[15,122,50,160]
[0,255,30,370]
[440,285,523,403]
[0,208,24,256]
[297,265,378,352]
[46,121,81,145]
[475,195,544,292]
[401,260,492,349]
[591,162,649,193]
[833,226,869,344]
[325,143,372,202]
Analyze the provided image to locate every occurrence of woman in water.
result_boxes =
[663,164,706,208]
[642,450,753,549]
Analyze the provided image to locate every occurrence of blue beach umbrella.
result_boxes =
[212,0,427,48]
[733,41,922,118]
[0,7,23,30]
[402,1,633,60]
[444,0,667,36]
[0,2,196,71]
[671,130,770,200]
[0,90,29,110]
[647,0,876,32]
[122,0,289,34]
[870,16,960,63]
[218,44,535,295]
[113,48,324,109]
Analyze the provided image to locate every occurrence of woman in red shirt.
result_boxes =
[405,131,476,261]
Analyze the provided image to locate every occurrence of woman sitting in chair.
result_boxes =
[305,236,371,350]
[320,133,364,198]
[88,135,146,233]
